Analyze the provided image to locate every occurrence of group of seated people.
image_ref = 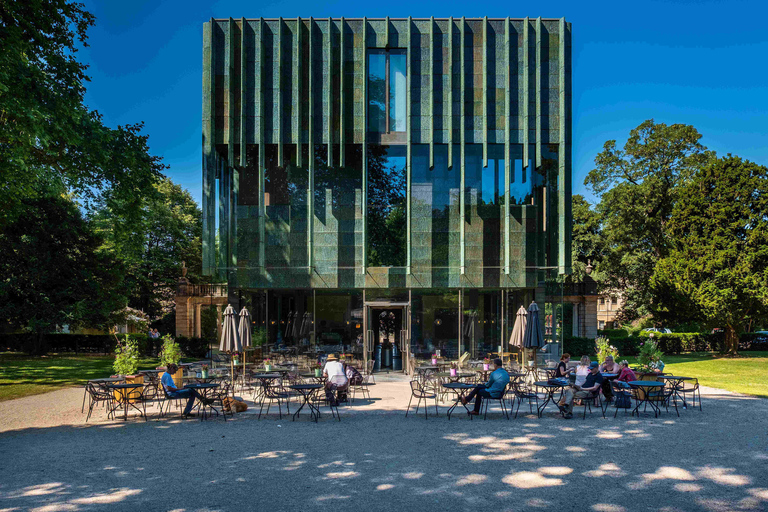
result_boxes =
[553,352,638,418]
[320,354,363,406]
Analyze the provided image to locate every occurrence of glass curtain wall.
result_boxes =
[367,49,406,134]
[410,290,459,361]
[367,145,406,267]
[462,290,502,359]
[314,291,363,359]
[411,145,461,281]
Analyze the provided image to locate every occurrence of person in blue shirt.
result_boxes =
[161,364,212,417]
[461,358,510,415]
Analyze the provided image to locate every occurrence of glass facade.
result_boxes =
[367,49,407,134]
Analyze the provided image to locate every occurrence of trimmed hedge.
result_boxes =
[0,333,117,354]
[176,336,209,359]
[563,331,767,356]
[597,329,629,339]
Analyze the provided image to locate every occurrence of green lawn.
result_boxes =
[0,353,163,402]
[626,352,768,398]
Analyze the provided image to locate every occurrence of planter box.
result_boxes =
[113,374,144,403]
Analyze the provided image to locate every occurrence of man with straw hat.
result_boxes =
[323,354,348,406]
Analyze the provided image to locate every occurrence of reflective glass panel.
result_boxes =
[411,290,459,361]
[389,52,406,132]
[367,52,386,133]
[367,145,406,267]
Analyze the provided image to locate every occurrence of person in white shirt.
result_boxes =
[574,355,591,387]
[323,354,348,405]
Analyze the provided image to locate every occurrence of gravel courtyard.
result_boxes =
[1,377,767,512]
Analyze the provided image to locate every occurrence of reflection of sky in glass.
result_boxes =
[389,53,406,132]
[367,52,385,133]
[412,145,460,209]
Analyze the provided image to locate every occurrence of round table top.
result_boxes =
[658,375,693,380]
[628,380,664,387]
[90,377,124,383]
[300,372,324,377]
[416,365,438,371]
[139,369,163,374]
[436,372,474,378]
[601,373,618,378]
[107,383,144,389]
[252,373,282,379]
[507,372,526,377]
[185,382,219,389]
[442,382,476,390]
[534,380,565,388]
[289,383,322,390]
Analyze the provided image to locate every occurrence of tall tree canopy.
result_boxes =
[0,196,126,353]
[651,156,768,354]
[93,178,203,320]
[569,194,606,282]
[0,0,164,228]
[585,119,714,322]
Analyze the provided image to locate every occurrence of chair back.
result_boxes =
[409,380,424,396]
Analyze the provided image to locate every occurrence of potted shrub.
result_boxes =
[634,337,665,400]
[113,337,142,401]
[159,335,184,386]
[595,336,619,364]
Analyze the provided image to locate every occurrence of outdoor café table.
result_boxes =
[288,384,324,422]
[252,373,282,403]
[475,368,491,382]
[82,377,124,413]
[184,382,220,420]
[534,380,566,418]
[442,382,477,420]
[658,376,694,409]
[436,372,474,401]
[105,383,145,421]
[300,372,325,384]
[507,371,526,383]
[415,366,439,382]
[601,373,618,379]
[627,380,664,418]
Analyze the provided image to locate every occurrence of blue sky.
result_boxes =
[80,0,768,205]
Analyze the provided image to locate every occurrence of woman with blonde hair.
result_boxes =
[574,355,591,387]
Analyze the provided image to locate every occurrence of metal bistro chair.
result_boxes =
[481,383,510,420]
[649,381,679,417]
[84,382,114,422]
[510,380,540,419]
[350,373,373,403]
[676,377,702,411]
[406,380,439,419]
[258,377,291,420]
[610,381,634,418]
[569,388,605,420]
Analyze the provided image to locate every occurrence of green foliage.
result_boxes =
[570,194,606,282]
[0,1,164,229]
[174,336,208,359]
[598,329,629,339]
[159,335,183,366]
[636,338,664,373]
[0,196,127,354]
[651,156,768,354]
[595,336,619,364]
[92,177,203,319]
[585,120,714,322]
[200,306,219,342]
[113,338,140,376]
[253,327,267,347]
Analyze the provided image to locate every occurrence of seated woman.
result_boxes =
[554,353,574,379]
[574,355,591,387]
[323,354,348,405]
[599,355,621,401]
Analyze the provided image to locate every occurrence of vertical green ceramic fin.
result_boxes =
[447,17,453,168]
[258,18,266,271]
[361,17,368,274]
[558,18,572,274]
[504,17,510,274]
[339,17,345,167]
[522,17,529,178]
[202,19,216,274]
[295,17,302,167]
[429,16,434,170]
[277,17,283,167]
[459,16,465,274]
[406,16,412,274]
[308,18,314,270]
[535,17,542,169]
[483,16,488,168]
[326,18,333,167]
[240,18,246,167]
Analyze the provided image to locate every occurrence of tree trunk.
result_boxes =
[725,325,739,356]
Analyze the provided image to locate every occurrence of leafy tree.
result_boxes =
[0,196,126,353]
[0,0,164,228]
[569,194,606,282]
[92,177,203,320]
[585,120,714,322]
[651,156,768,355]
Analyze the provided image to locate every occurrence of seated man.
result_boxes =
[323,354,348,405]
[558,361,603,419]
[461,358,510,416]
[161,364,211,418]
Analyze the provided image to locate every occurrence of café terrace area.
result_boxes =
[1,371,766,512]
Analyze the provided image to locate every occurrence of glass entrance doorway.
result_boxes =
[363,302,410,374]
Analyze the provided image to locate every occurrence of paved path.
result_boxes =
[1,379,767,512]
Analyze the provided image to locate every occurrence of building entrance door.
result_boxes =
[363,302,410,375]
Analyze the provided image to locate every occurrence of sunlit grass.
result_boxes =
[625,352,768,398]
[0,353,163,402]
